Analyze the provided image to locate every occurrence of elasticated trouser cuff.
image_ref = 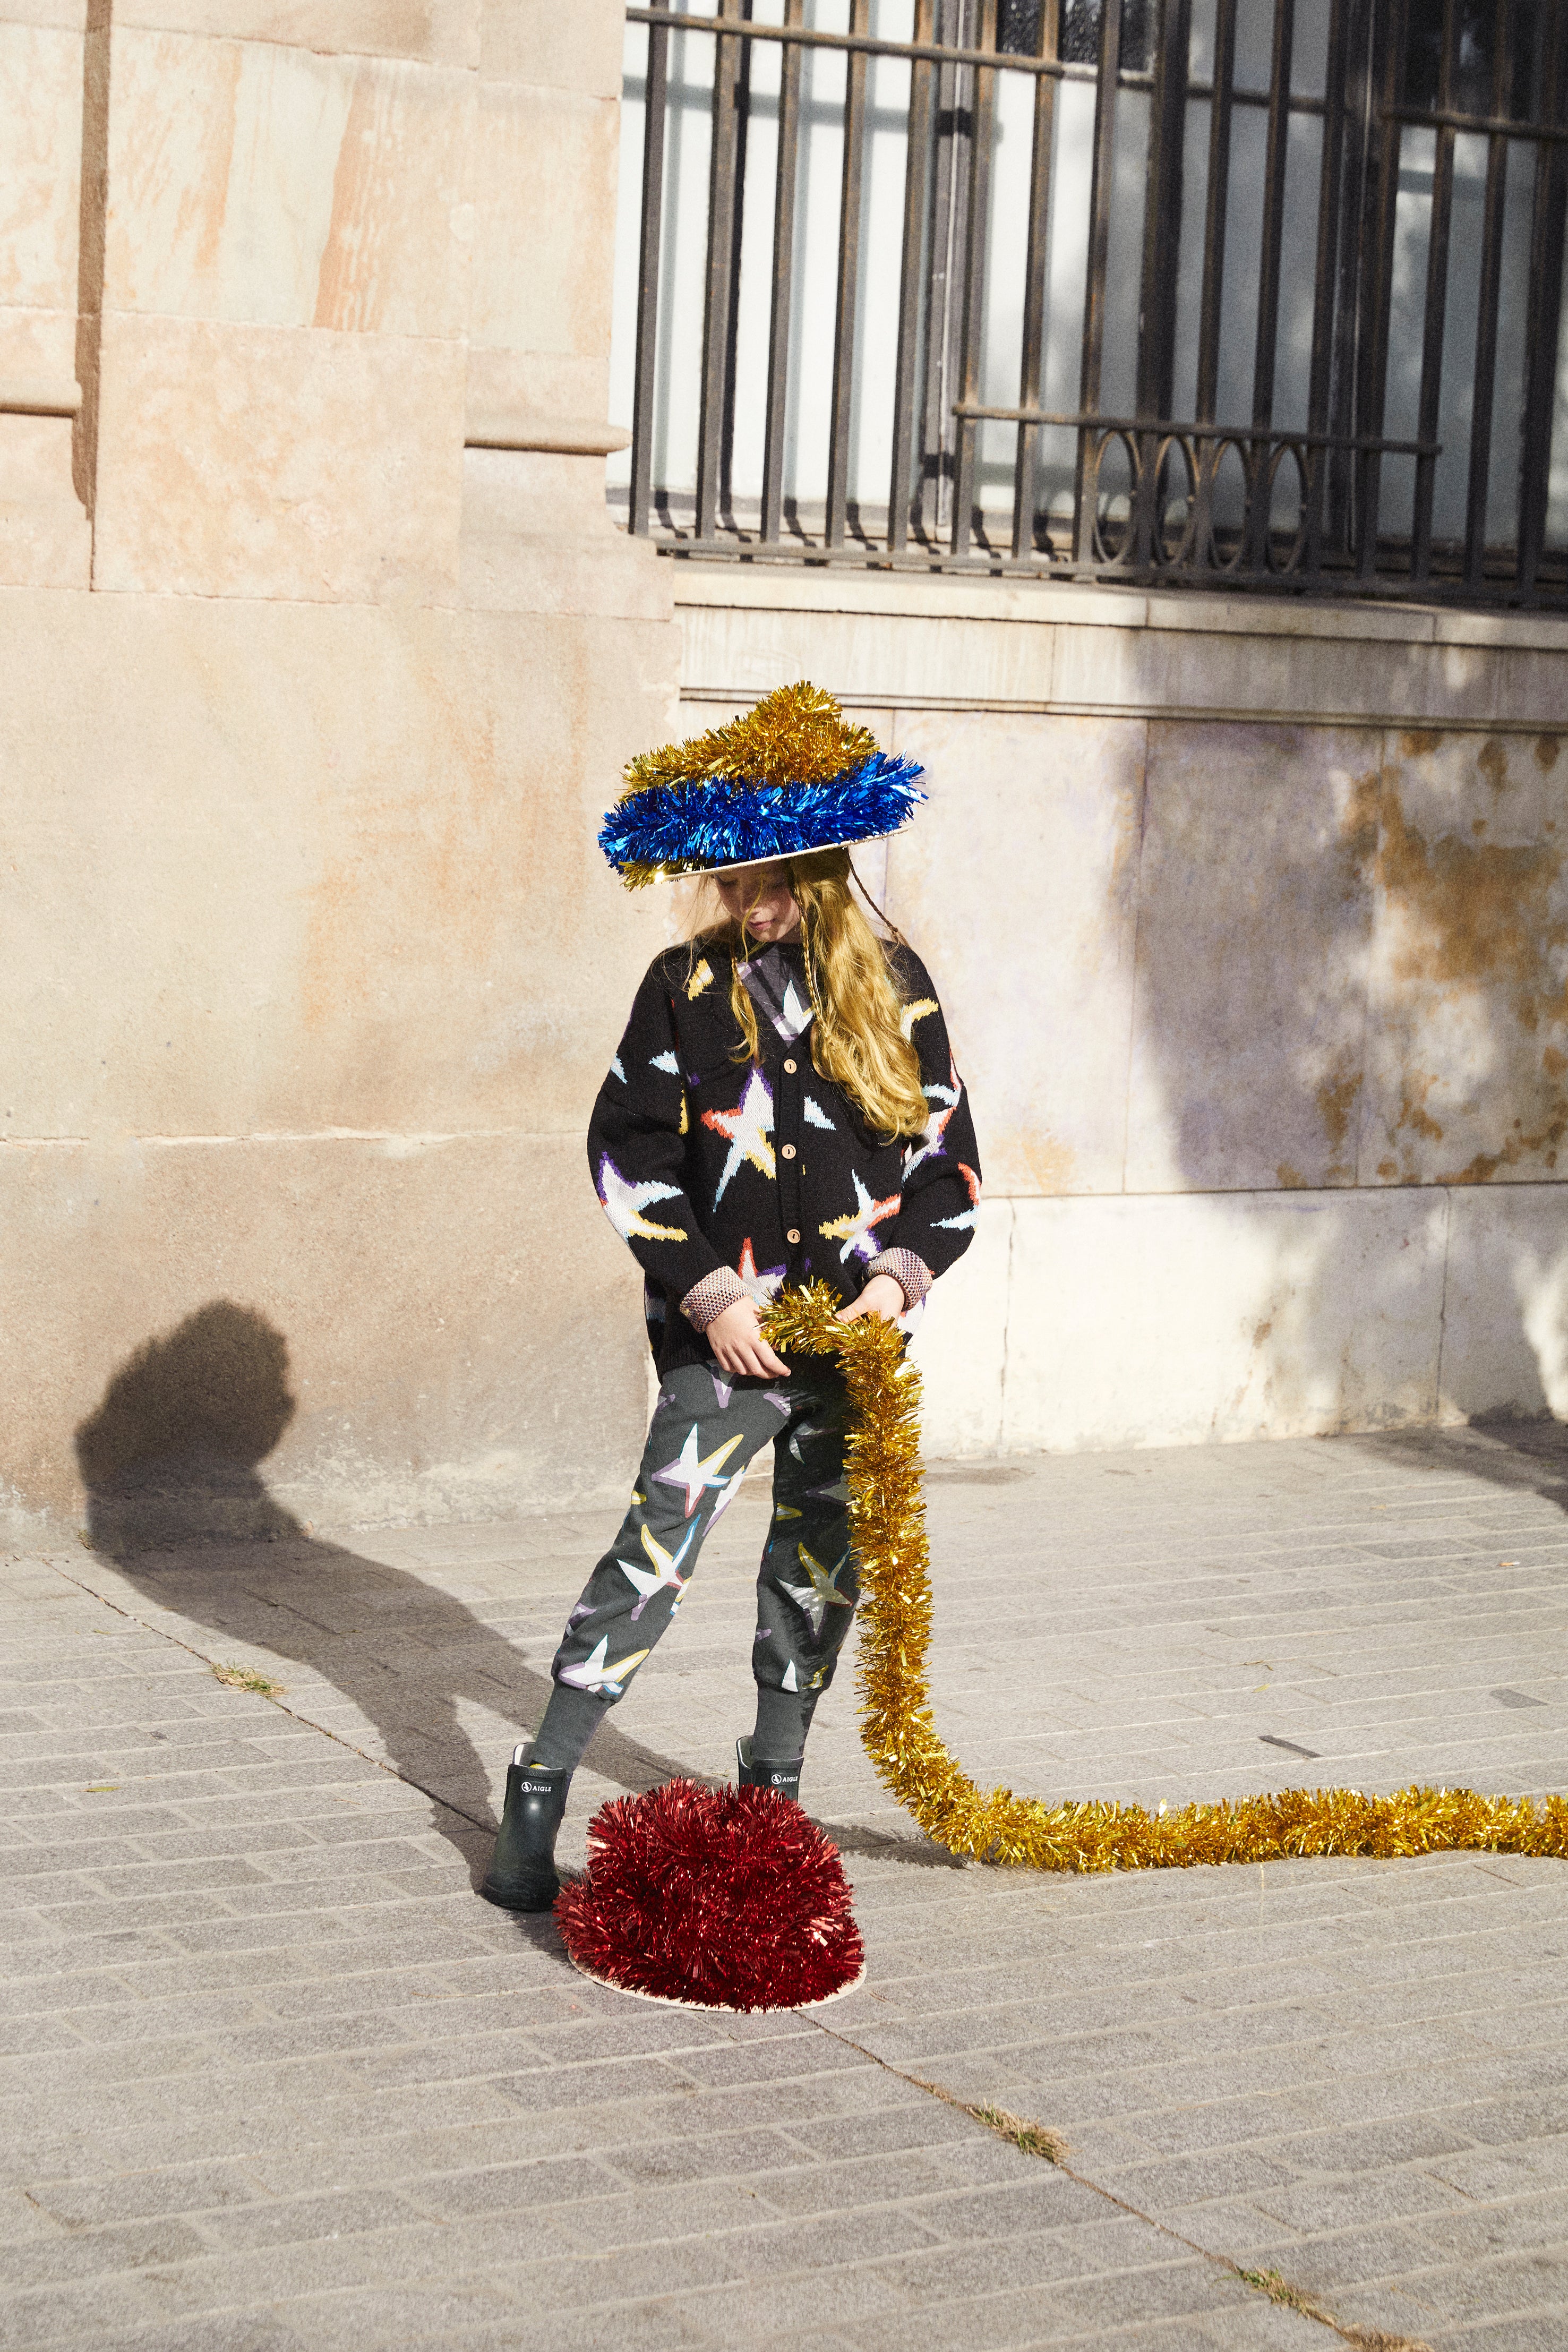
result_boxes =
[529,1682,613,1773]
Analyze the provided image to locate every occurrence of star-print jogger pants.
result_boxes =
[532,1357,857,1771]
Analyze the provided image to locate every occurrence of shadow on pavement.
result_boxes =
[1355,1412,1568,1514]
[74,1301,961,1892]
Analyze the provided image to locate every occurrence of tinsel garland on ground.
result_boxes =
[762,1285,1568,1872]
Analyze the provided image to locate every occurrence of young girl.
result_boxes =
[483,683,980,1911]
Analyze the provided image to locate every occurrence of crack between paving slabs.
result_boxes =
[42,1558,495,1836]
[37,1558,1440,2350]
[802,2017,1437,2352]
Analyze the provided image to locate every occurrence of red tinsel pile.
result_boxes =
[554,1777,864,2011]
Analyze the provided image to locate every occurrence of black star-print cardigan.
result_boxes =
[587,936,982,1376]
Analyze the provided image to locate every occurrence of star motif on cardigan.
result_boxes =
[819,1170,902,1264]
[596,1154,688,1243]
[558,1635,649,1696]
[904,1098,954,1178]
[701,1067,775,1202]
[935,1162,982,1231]
[652,1425,745,1517]
[736,1236,786,1302]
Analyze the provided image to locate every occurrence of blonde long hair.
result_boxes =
[688,847,929,1139]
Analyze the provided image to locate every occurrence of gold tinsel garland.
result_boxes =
[618,681,880,803]
[762,1284,1568,1872]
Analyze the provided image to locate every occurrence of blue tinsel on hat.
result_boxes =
[600,681,926,887]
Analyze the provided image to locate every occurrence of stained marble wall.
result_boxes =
[676,571,1568,1456]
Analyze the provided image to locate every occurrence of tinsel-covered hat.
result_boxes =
[598,679,925,888]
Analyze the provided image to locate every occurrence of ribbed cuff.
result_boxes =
[864,1248,933,1310]
[681,1265,749,1331]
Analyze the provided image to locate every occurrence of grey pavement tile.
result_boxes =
[6,1430,1568,2349]
[23,2162,273,2228]
[1432,2317,1568,2351]
[0,2215,216,2290]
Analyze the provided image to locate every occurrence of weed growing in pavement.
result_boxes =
[212,1662,285,1698]
[1237,2267,1433,2350]
[967,2103,1069,2163]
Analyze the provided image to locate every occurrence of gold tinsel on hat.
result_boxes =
[762,1284,1568,1872]
[618,681,880,802]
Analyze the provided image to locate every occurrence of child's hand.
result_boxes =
[836,1275,905,1325]
[707,1296,790,1380]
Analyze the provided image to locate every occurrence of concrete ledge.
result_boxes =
[676,574,1568,729]
[0,377,81,416]
[670,560,1568,652]
[465,412,630,456]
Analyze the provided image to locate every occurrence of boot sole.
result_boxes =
[478,1877,560,1914]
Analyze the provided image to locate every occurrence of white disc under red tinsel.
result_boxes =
[553,1777,865,2013]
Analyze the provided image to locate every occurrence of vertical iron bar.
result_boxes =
[1326,0,1374,549]
[717,7,753,531]
[1247,0,1295,569]
[1250,0,1294,424]
[825,0,872,549]
[693,0,744,544]
[1133,0,1192,568]
[1194,0,1236,422]
[889,0,938,552]
[1303,0,1349,577]
[629,0,671,537]
[1011,0,1059,559]
[1073,0,1124,563]
[950,0,998,559]
[1463,2,1517,589]
[1353,0,1406,580]
[1517,0,1568,598]
[1411,0,1456,579]
[920,14,965,543]
[760,0,804,546]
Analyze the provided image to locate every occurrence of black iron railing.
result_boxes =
[615,0,1568,605]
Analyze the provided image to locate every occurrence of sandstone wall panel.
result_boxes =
[468,81,619,364]
[885,707,1146,1197]
[0,19,82,316]
[90,314,466,600]
[480,0,622,97]
[105,31,473,338]
[0,591,674,1143]
[4,1131,642,1525]
[108,1,479,67]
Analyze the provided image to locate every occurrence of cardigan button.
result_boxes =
[787,1228,801,1245]
[783,1057,797,1073]
[781,1143,796,1159]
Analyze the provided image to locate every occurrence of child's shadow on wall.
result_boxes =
[73,1300,701,1886]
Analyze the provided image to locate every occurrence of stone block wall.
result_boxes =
[6,3,1566,1537]
[674,570,1568,1457]
[1,0,682,1539]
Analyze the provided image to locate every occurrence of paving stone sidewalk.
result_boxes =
[4,1416,1568,2350]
